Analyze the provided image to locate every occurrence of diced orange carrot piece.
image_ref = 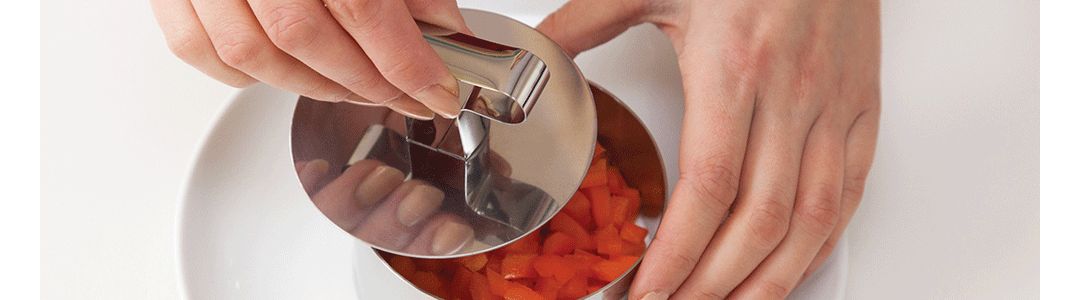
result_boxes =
[470,271,496,300]
[486,266,511,296]
[504,284,547,300]
[533,254,577,286]
[579,158,609,188]
[412,271,451,299]
[450,266,472,300]
[564,249,603,278]
[592,142,607,162]
[499,230,541,255]
[562,191,593,229]
[541,232,576,255]
[502,253,539,279]
[386,255,417,278]
[456,252,489,272]
[619,223,648,243]
[585,185,614,228]
[606,167,628,193]
[558,271,589,299]
[415,256,449,273]
[614,187,639,198]
[586,283,606,295]
[533,276,560,300]
[591,256,639,282]
[610,195,634,225]
[549,212,595,250]
[595,224,623,258]
[622,239,646,257]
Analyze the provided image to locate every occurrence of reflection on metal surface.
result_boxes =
[419,22,549,124]
[291,10,596,258]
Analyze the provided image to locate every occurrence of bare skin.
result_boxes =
[153,0,880,298]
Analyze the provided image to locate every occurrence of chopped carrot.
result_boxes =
[549,212,595,250]
[607,167,628,193]
[586,283,606,295]
[450,266,472,300]
[622,239,646,257]
[579,158,608,188]
[591,256,639,282]
[486,266,510,296]
[456,253,489,272]
[584,185,614,228]
[413,271,451,299]
[533,254,576,285]
[595,224,623,258]
[619,223,648,243]
[469,271,495,300]
[387,140,654,300]
[504,284,547,300]
[558,272,589,299]
[533,276,559,300]
[501,253,539,279]
[387,255,417,278]
[592,142,607,161]
[499,230,541,255]
[610,195,634,225]
[541,232,576,255]
[562,191,593,229]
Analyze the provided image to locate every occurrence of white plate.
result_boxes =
[176,12,848,300]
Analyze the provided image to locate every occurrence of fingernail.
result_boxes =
[413,84,461,119]
[397,184,444,227]
[355,165,405,207]
[641,291,669,300]
[430,221,474,255]
[345,93,380,107]
[385,96,436,120]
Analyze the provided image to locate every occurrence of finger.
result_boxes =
[403,0,472,35]
[627,48,756,299]
[324,0,462,118]
[803,108,879,281]
[310,160,403,232]
[350,180,446,250]
[727,117,844,300]
[403,213,475,256]
[672,103,812,298]
[150,0,257,87]
[190,0,354,102]
[537,0,653,58]
[247,0,406,105]
[296,159,330,194]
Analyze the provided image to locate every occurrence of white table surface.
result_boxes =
[41,0,1039,299]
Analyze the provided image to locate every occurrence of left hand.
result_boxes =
[537,0,881,298]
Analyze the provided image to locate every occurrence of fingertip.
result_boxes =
[413,83,461,119]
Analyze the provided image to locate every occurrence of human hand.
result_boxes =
[149,0,469,120]
[538,0,881,298]
[295,159,475,256]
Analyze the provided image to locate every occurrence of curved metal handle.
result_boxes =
[418,22,549,125]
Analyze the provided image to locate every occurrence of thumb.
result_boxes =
[536,0,655,58]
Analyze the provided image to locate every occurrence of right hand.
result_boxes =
[149,0,470,120]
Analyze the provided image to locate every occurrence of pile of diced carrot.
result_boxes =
[382,143,649,300]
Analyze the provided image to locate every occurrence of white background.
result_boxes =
[40,0,1043,299]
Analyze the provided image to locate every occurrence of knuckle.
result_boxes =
[746,196,791,249]
[164,28,204,61]
[798,185,841,237]
[649,234,700,270]
[324,0,382,29]
[680,156,741,212]
[380,54,431,89]
[212,29,262,69]
[263,4,320,52]
[842,174,868,203]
